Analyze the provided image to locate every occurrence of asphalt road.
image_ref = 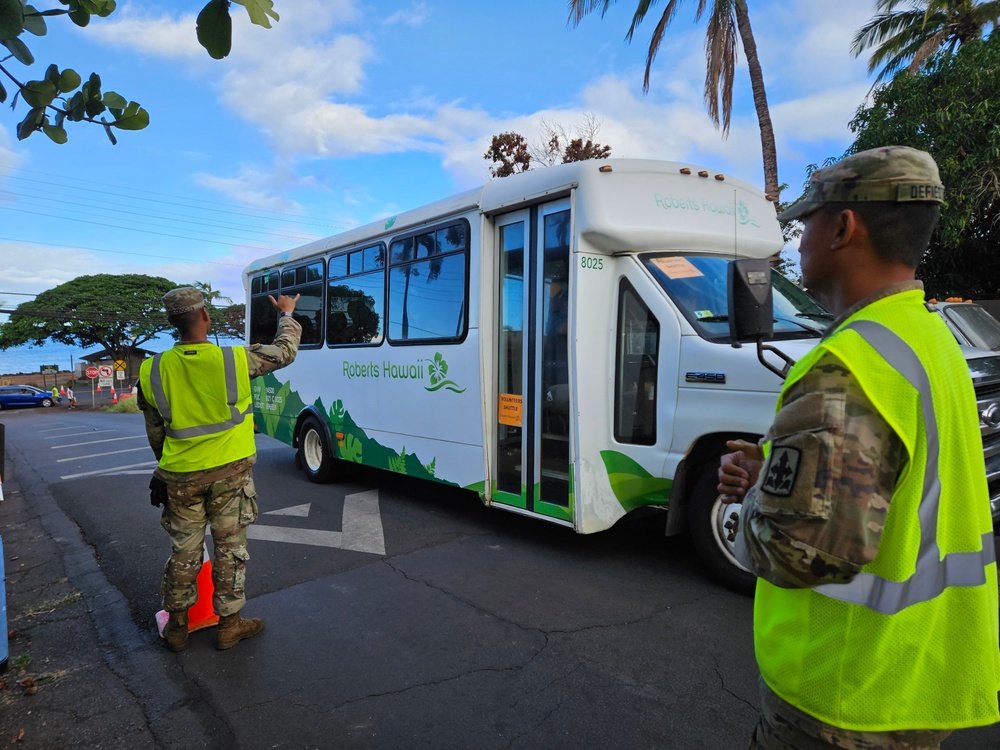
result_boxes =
[2,406,998,749]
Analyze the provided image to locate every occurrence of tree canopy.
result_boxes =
[0,273,179,354]
[485,117,613,178]
[851,0,1000,84]
[845,32,1000,298]
[0,0,279,144]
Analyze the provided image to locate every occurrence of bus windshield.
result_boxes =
[641,253,830,342]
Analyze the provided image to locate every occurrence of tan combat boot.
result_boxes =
[163,611,189,652]
[216,612,265,650]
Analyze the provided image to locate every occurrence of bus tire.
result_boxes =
[688,470,756,596]
[298,417,338,484]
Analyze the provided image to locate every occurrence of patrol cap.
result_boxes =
[162,287,206,316]
[777,146,944,222]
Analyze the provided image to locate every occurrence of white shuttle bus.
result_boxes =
[243,159,830,592]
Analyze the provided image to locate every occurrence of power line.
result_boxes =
[1,192,311,247]
[0,206,282,252]
[0,236,245,266]
[2,188,321,243]
[4,168,351,231]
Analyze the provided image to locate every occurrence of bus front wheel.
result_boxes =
[688,470,756,596]
[298,418,338,484]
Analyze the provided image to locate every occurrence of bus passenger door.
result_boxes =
[493,200,572,524]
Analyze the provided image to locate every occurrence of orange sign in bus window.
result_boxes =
[498,393,523,426]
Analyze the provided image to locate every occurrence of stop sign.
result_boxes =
[86,366,99,379]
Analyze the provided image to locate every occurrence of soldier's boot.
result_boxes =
[216,612,265,650]
[163,611,189,652]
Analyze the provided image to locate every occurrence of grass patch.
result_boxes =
[25,591,83,616]
[10,654,31,670]
[102,397,140,414]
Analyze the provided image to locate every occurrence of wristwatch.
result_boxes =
[279,311,293,318]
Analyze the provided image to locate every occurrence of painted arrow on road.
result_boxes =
[247,490,385,555]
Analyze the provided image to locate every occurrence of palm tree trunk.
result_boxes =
[734,0,779,209]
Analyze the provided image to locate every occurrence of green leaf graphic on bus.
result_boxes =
[600,450,673,512]
[252,372,454,486]
[342,433,363,463]
[329,399,346,425]
[388,446,409,474]
[251,372,304,444]
[424,352,466,393]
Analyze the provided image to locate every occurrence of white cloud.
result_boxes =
[0,128,24,177]
[384,3,430,27]
[84,0,876,213]
[195,165,308,213]
[87,8,204,60]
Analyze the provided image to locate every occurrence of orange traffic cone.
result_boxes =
[97,384,101,392]
[112,390,118,404]
[156,543,220,638]
[59,386,65,395]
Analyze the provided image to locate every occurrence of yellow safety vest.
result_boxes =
[755,289,1000,731]
[139,344,255,473]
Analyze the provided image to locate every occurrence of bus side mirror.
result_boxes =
[727,258,796,380]
[728,258,773,341]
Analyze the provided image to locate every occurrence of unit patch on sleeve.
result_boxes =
[761,446,801,497]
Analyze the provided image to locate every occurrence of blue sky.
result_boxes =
[0,0,879,310]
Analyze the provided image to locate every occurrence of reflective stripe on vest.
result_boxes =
[148,347,251,439]
[812,319,996,615]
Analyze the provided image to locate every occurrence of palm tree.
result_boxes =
[852,0,1000,84]
[193,281,232,344]
[569,0,779,205]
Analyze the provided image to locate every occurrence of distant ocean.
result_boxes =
[0,336,243,376]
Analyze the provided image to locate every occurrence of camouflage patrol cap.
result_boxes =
[162,287,206,316]
[777,146,944,222]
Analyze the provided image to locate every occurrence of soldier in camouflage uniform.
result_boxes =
[718,147,1000,749]
[138,286,301,652]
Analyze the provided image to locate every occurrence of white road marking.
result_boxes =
[248,490,385,554]
[60,460,159,480]
[38,426,88,433]
[52,436,147,449]
[264,503,311,517]
[56,447,152,463]
[44,430,117,439]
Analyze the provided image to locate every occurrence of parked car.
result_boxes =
[0,385,55,409]
[929,298,1000,351]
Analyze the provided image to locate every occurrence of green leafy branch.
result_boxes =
[0,0,279,145]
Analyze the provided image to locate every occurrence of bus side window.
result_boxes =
[283,261,325,348]
[387,219,469,344]
[327,245,385,347]
[614,281,658,445]
[249,273,278,345]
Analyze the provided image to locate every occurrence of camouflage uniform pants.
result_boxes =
[749,679,952,750]
[160,465,259,617]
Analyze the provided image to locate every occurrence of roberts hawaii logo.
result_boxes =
[425,352,466,393]
[737,200,760,227]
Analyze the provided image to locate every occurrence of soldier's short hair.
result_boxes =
[821,201,940,268]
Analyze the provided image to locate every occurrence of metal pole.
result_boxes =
[0,422,5,481]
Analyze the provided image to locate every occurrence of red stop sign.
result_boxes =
[86,366,99,379]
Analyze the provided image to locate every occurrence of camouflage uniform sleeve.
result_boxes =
[136,383,165,461]
[740,351,905,589]
[246,315,302,379]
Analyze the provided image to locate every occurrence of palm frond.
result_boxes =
[628,0,671,43]
[908,28,952,70]
[567,0,617,26]
[702,0,737,132]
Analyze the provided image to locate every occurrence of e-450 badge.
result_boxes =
[685,372,726,384]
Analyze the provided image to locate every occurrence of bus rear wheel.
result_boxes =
[298,417,338,484]
[688,470,756,596]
